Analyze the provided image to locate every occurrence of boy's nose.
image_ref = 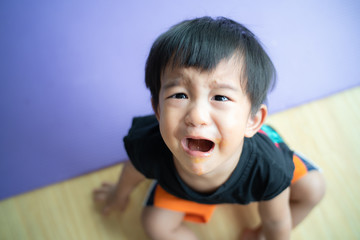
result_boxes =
[185,101,211,127]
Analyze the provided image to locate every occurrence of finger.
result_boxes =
[94,184,113,194]
[93,188,104,194]
[101,182,114,188]
[92,189,108,200]
[102,205,113,215]
[93,192,108,203]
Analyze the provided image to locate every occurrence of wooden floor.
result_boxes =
[1,87,360,240]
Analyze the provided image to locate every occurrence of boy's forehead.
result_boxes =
[161,55,245,86]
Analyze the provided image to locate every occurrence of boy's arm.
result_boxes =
[93,160,146,215]
[116,160,146,196]
[258,187,292,240]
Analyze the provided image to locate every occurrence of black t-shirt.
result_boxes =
[124,115,295,204]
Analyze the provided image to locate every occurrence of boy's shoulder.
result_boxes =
[240,129,295,201]
[125,114,159,139]
[123,114,172,178]
[247,128,294,174]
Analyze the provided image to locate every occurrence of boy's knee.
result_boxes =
[291,171,326,206]
[307,171,326,204]
[141,207,163,239]
[141,206,185,240]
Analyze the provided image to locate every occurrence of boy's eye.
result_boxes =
[212,95,229,101]
[169,93,188,99]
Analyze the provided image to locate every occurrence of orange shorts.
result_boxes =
[291,152,318,184]
[145,152,318,224]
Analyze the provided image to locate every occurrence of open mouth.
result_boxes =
[187,138,215,153]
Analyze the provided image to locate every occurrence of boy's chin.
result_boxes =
[188,162,213,176]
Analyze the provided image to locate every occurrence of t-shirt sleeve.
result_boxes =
[248,133,295,201]
[260,161,293,201]
[123,115,171,179]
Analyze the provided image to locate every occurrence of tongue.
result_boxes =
[188,139,213,152]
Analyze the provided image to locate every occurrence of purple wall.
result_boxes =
[1,0,359,200]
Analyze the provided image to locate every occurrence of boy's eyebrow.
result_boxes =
[210,81,239,91]
[162,76,191,89]
[162,74,240,91]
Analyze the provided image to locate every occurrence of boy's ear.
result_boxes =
[151,98,160,120]
[244,104,267,138]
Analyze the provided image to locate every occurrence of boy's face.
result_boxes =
[155,56,264,178]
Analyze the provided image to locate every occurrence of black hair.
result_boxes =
[145,16,276,114]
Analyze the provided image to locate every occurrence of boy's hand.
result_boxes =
[241,227,265,240]
[93,182,129,215]
[93,161,145,216]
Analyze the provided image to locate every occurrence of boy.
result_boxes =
[93,17,325,240]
